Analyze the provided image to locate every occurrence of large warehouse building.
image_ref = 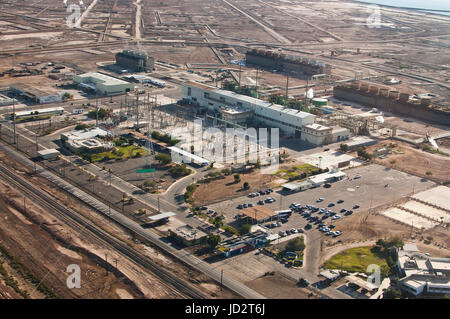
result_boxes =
[10,84,62,104]
[73,72,134,96]
[115,50,155,72]
[182,81,316,137]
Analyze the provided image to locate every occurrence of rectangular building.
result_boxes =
[73,72,134,96]
[182,81,316,137]
[10,84,62,104]
[115,50,155,72]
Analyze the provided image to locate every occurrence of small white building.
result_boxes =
[38,149,60,160]
[301,124,350,146]
[308,170,346,186]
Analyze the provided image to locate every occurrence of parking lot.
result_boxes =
[207,164,435,236]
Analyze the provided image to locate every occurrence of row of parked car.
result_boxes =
[248,188,274,198]
[237,196,276,209]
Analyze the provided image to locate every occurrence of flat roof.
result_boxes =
[62,127,109,140]
[308,170,346,184]
[168,146,210,164]
[184,81,314,120]
[241,206,276,221]
[282,180,312,190]
[304,123,331,131]
[15,107,64,117]
[10,83,58,97]
[149,212,176,221]
[346,274,378,291]
[38,149,60,156]
[320,270,340,280]
[76,72,131,86]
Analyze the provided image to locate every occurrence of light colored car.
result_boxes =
[279,230,287,237]
[316,198,324,202]
[290,228,298,234]
[332,215,342,220]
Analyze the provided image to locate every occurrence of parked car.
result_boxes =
[316,198,324,203]
[332,215,342,220]
[345,210,353,216]
[237,204,243,209]
[276,222,282,227]
[354,175,361,179]
[298,278,310,287]
[279,230,287,237]
[286,229,291,235]
[328,203,335,207]
[337,200,344,204]
[201,206,208,210]
[243,203,248,208]
[324,183,332,188]
[258,200,265,205]
[353,205,360,209]
[305,224,312,230]
[340,208,347,213]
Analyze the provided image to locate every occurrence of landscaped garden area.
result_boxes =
[274,163,323,181]
[264,236,305,267]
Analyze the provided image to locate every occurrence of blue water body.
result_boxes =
[355,0,450,16]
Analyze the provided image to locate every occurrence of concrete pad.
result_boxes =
[412,186,450,212]
[382,207,438,230]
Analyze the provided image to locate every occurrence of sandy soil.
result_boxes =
[193,170,276,206]
[246,272,318,299]
[367,140,450,183]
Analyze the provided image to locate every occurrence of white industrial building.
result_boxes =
[73,72,134,96]
[301,124,350,146]
[282,169,346,192]
[182,81,315,137]
[396,244,450,296]
[61,127,113,153]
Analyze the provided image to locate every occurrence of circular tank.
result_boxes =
[389,91,400,99]
[399,93,410,102]
[420,98,431,106]
[369,85,380,95]
[312,98,328,107]
[359,84,369,92]
[380,88,389,97]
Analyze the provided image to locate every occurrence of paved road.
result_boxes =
[0,142,265,299]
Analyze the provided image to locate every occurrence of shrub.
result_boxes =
[207,234,221,248]
[234,174,241,183]
[286,237,305,252]
[155,153,172,165]
[238,223,251,235]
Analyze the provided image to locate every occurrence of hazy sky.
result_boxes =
[355,0,450,11]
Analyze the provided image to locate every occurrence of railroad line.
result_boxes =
[0,163,207,299]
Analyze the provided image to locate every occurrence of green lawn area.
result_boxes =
[274,163,320,181]
[90,145,149,162]
[324,246,389,275]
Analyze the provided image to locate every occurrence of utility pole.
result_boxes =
[255,68,259,98]
[105,253,108,276]
[136,92,139,131]
[13,98,16,144]
[285,71,289,101]
[157,196,160,213]
[95,92,99,127]
[238,63,242,88]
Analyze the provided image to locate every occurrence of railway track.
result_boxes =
[0,163,207,299]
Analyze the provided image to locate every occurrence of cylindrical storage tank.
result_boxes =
[312,98,328,107]
[399,93,410,102]
[389,91,399,99]
[380,88,389,97]
[351,81,360,90]
[421,98,431,106]
[359,83,369,92]
[369,85,380,95]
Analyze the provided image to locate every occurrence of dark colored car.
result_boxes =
[328,203,335,207]
[353,205,360,209]
[340,208,347,213]
[305,224,312,230]
[337,200,344,204]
